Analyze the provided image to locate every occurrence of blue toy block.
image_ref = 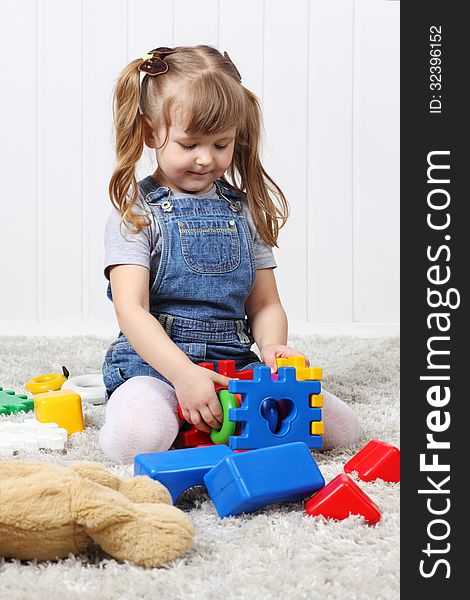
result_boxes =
[227,366,323,450]
[134,445,234,503]
[204,442,325,517]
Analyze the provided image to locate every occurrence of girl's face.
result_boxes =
[145,114,237,195]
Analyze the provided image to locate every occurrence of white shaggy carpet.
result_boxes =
[0,335,399,600]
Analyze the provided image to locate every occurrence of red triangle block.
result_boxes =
[305,473,381,524]
[344,440,400,482]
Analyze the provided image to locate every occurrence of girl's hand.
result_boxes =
[260,343,310,373]
[173,364,231,433]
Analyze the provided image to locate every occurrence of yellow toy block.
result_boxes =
[275,356,322,381]
[296,367,322,381]
[34,389,84,436]
[310,394,324,408]
[276,356,306,369]
[310,421,324,435]
[26,372,67,394]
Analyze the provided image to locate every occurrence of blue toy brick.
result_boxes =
[134,445,234,503]
[227,366,322,450]
[309,408,322,421]
[204,442,325,517]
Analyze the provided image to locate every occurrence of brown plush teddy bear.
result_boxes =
[0,460,194,567]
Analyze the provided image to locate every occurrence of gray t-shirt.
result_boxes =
[104,181,277,281]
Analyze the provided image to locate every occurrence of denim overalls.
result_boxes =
[102,176,263,398]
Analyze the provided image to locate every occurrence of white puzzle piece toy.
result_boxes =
[0,419,68,455]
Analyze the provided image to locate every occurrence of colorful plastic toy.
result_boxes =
[276,356,322,380]
[134,445,234,503]
[227,364,323,450]
[174,362,244,448]
[344,439,400,483]
[174,405,214,449]
[210,389,239,444]
[204,442,325,518]
[305,473,381,524]
[26,371,67,394]
[260,398,281,433]
[173,357,323,450]
[0,388,34,415]
[61,374,106,405]
[0,419,68,455]
[34,389,84,435]
[198,360,254,380]
[174,425,213,449]
[259,398,294,433]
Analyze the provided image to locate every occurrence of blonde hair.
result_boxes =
[109,45,289,246]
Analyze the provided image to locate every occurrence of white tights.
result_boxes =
[99,376,361,464]
[99,376,181,464]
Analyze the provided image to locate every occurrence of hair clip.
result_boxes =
[138,47,178,76]
[224,51,242,82]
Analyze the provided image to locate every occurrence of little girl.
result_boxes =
[99,45,360,463]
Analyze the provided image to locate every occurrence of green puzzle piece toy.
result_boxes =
[0,387,34,415]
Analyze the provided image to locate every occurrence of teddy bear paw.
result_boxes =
[120,476,173,505]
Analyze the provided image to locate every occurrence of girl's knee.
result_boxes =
[321,388,361,451]
[99,376,179,463]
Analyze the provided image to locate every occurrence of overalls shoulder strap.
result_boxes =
[138,174,243,203]
[214,179,244,213]
[138,176,171,204]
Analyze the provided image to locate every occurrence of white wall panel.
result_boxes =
[308,0,354,322]
[0,0,400,334]
[0,0,37,321]
[130,0,174,190]
[263,0,310,323]
[37,0,83,323]
[127,0,174,59]
[219,0,264,104]
[173,0,219,47]
[83,0,128,330]
[353,0,400,321]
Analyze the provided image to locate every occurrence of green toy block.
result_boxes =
[0,387,34,415]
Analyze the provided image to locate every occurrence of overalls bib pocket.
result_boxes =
[178,218,240,274]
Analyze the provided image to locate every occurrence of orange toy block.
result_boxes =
[344,440,400,483]
[305,473,381,524]
[34,389,84,436]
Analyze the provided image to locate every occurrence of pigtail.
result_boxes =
[229,88,289,248]
[109,59,150,233]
